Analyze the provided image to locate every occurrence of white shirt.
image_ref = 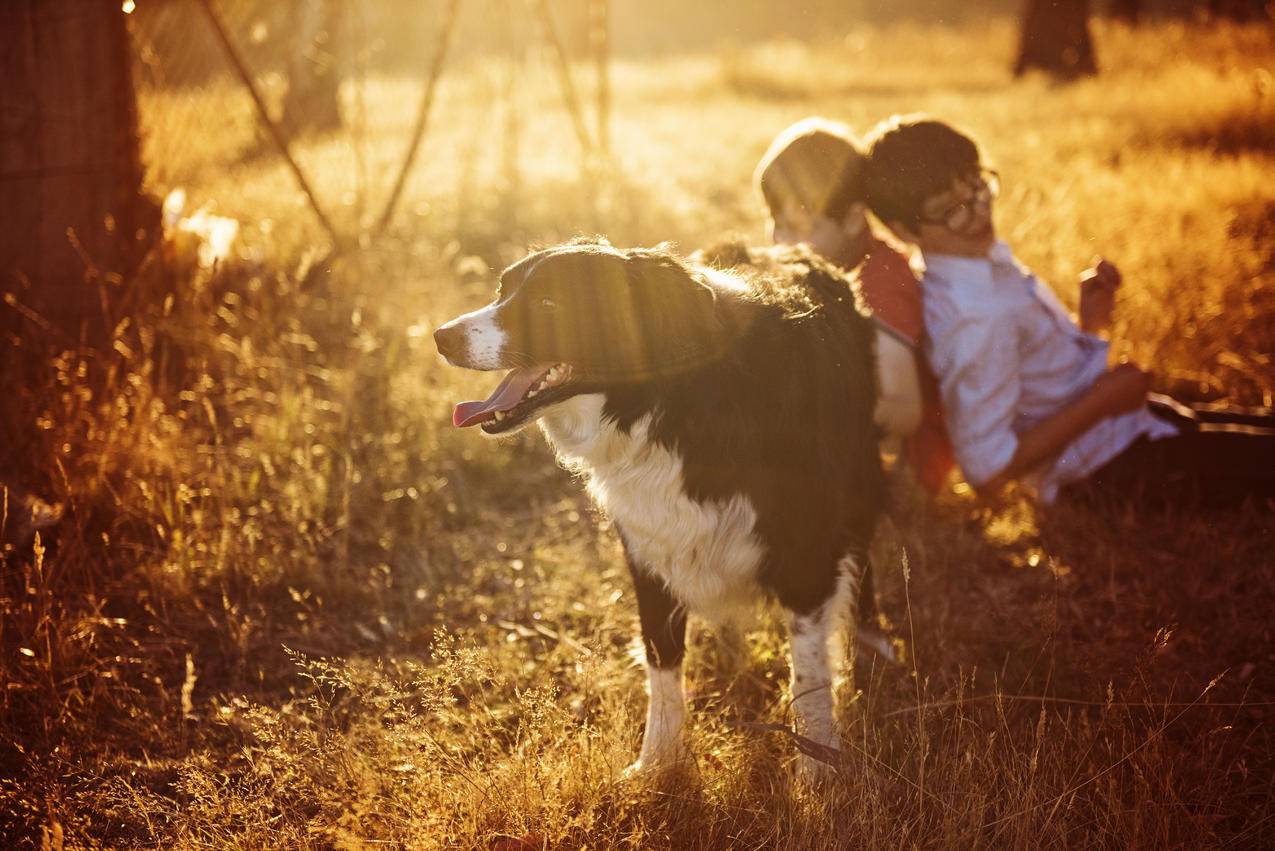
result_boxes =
[922,241,1177,503]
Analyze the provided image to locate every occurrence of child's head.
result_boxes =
[862,115,997,257]
[754,117,871,268]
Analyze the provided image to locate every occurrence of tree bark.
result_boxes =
[281,0,344,139]
[1014,0,1099,80]
[1108,0,1142,23]
[1,0,153,348]
[1206,0,1272,20]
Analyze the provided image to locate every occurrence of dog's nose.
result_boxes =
[433,322,466,361]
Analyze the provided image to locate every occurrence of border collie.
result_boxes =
[434,239,885,779]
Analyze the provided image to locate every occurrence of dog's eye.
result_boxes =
[539,298,558,312]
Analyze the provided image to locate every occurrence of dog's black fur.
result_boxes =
[610,241,883,613]
[438,239,884,606]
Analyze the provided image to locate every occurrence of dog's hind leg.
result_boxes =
[785,557,862,781]
[623,543,689,776]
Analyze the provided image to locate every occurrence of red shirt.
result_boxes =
[858,238,955,494]
[859,238,924,346]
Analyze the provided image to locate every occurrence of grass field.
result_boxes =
[3,15,1275,849]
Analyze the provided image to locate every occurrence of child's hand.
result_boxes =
[1079,258,1121,333]
[1094,362,1152,414]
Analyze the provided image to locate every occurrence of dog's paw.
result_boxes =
[621,749,693,784]
[620,759,659,781]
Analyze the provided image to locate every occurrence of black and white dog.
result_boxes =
[434,240,885,779]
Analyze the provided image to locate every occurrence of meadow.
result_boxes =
[3,15,1274,849]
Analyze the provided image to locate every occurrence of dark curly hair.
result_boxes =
[861,115,986,232]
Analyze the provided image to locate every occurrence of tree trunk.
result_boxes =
[1108,0,1142,23]
[1014,0,1098,80]
[1,0,153,348]
[1206,0,1272,20]
[281,0,344,139]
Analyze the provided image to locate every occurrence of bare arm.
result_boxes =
[977,363,1152,495]
[1078,258,1121,334]
[873,329,923,438]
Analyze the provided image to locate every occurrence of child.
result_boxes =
[754,117,954,493]
[859,114,1275,508]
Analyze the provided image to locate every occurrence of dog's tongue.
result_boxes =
[453,365,551,428]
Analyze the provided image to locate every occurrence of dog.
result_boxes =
[434,239,886,779]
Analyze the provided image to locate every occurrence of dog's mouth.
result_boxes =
[453,362,576,434]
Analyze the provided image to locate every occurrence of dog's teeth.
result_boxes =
[493,410,505,421]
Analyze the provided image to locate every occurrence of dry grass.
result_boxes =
[3,16,1275,849]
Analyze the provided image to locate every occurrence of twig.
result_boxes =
[493,618,594,657]
[1221,810,1275,849]
[2,288,58,337]
[195,0,340,247]
[725,720,842,768]
[901,547,926,818]
[371,0,462,238]
[881,692,1273,717]
[529,0,595,158]
[727,719,964,816]
[979,674,1225,830]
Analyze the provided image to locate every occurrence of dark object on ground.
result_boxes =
[1014,0,1098,80]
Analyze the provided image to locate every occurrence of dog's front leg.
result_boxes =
[623,541,689,776]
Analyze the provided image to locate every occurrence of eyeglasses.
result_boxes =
[919,169,1000,233]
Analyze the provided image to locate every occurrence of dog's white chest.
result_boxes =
[540,396,764,621]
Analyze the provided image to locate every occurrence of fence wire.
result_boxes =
[126,0,608,245]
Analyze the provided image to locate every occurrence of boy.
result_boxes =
[754,117,954,493]
[859,114,1275,508]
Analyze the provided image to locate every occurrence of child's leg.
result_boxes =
[1073,429,1275,510]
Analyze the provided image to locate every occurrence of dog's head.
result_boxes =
[434,241,744,435]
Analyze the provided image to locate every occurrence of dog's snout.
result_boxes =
[433,323,466,360]
[433,307,505,370]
